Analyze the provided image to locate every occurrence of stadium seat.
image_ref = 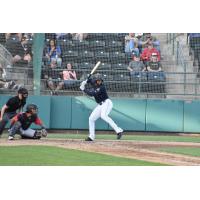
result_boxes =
[89,40,106,51]
[78,51,95,63]
[95,51,110,63]
[62,50,78,63]
[105,41,123,52]
[147,71,166,93]
[86,33,104,41]
[72,40,90,51]
[109,52,126,64]
[112,63,127,70]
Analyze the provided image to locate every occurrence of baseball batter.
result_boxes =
[80,77,123,141]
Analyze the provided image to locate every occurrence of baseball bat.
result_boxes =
[87,61,101,80]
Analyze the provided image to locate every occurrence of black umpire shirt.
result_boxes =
[5,96,26,113]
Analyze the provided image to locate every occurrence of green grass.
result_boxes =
[158,147,200,157]
[47,133,200,143]
[0,146,165,166]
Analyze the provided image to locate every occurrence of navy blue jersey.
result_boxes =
[84,82,109,104]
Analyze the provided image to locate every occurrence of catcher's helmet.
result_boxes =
[18,87,28,98]
[26,104,38,113]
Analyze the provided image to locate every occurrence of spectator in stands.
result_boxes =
[124,33,139,57]
[5,33,22,42]
[140,42,160,64]
[42,60,61,95]
[6,36,32,64]
[45,39,62,67]
[23,33,34,41]
[0,63,22,90]
[127,54,146,76]
[71,33,88,41]
[146,53,162,72]
[143,33,161,53]
[56,33,72,40]
[135,33,145,54]
[55,63,78,92]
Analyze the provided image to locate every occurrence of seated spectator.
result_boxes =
[23,33,34,41]
[135,33,144,54]
[71,33,88,41]
[143,33,160,52]
[141,42,160,64]
[56,33,72,40]
[0,63,22,90]
[0,80,21,90]
[13,37,32,63]
[6,36,32,64]
[124,33,139,56]
[45,39,62,67]
[42,60,61,95]
[146,53,165,94]
[55,63,78,92]
[127,54,146,78]
[5,33,22,42]
[146,53,162,72]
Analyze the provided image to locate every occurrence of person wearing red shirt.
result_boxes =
[141,43,160,63]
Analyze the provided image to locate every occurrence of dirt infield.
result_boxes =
[1,138,200,165]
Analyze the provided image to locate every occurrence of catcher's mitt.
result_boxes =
[40,128,48,137]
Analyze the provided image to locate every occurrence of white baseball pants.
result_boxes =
[89,99,123,140]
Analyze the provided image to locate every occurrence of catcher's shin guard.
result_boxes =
[33,130,42,139]
[9,121,22,136]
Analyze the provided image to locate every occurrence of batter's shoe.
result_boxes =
[117,131,123,140]
[85,137,93,141]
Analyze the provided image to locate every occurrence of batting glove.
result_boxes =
[80,80,87,91]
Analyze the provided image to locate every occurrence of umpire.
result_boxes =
[0,87,28,137]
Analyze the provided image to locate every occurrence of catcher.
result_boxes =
[8,104,47,140]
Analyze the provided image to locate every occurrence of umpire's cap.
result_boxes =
[18,87,28,97]
[26,104,38,113]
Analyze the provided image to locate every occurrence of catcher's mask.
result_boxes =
[18,87,28,99]
[26,104,38,114]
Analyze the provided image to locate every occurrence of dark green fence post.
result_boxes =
[32,33,45,95]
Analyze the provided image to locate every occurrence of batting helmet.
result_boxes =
[95,77,103,85]
[26,104,38,113]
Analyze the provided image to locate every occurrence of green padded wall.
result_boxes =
[71,96,108,130]
[184,100,200,132]
[1,94,200,133]
[0,95,12,108]
[27,96,51,128]
[146,99,184,132]
[108,98,146,131]
[50,96,71,129]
